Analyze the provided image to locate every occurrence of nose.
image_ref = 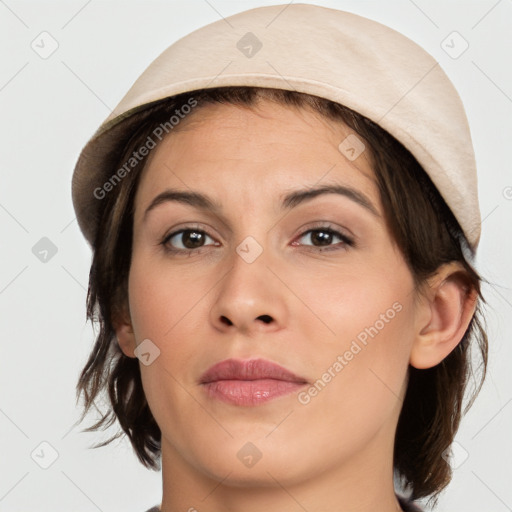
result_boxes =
[209,246,289,336]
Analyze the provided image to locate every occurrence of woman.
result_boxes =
[72,4,487,511]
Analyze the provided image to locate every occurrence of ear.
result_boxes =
[410,262,478,369]
[112,304,137,359]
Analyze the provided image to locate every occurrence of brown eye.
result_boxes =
[163,229,215,251]
[308,230,335,246]
[295,227,354,250]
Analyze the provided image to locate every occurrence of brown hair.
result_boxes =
[75,86,488,507]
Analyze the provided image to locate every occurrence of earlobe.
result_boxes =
[112,308,137,359]
[410,263,477,370]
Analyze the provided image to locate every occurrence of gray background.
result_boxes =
[0,1,511,511]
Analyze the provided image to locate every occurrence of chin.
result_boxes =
[187,437,316,486]
[199,456,309,488]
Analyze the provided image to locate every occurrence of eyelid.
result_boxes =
[292,222,355,251]
[161,223,217,247]
[293,220,354,241]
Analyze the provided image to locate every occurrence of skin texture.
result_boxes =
[114,99,477,512]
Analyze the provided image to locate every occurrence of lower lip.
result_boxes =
[202,379,307,406]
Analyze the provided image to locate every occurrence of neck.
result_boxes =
[157,416,404,512]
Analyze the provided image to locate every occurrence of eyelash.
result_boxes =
[160,223,355,256]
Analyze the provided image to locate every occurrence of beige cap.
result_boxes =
[71,2,481,252]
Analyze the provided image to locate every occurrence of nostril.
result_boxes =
[220,316,233,326]
[258,315,273,324]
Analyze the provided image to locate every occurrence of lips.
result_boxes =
[199,358,308,406]
[199,358,308,384]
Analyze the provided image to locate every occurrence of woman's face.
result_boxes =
[125,99,419,486]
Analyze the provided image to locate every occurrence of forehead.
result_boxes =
[135,99,378,212]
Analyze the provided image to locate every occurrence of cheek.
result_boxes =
[292,297,414,456]
[293,257,413,347]
[127,255,202,340]
[126,259,201,426]
[127,254,212,391]
[294,259,415,406]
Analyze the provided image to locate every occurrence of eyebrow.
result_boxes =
[143,183,380,221]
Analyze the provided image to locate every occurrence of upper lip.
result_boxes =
[199,358,308,384]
